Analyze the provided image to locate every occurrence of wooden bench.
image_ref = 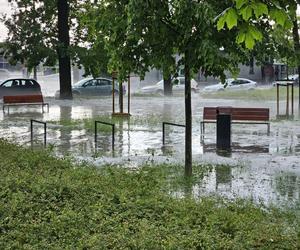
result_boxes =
[2,95,49,113]
[200,106,270,134]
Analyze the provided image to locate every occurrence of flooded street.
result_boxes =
[0,94,300,207]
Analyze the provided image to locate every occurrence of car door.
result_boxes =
[97,79,112,95]
[81,79,97,95]
[228,80,242,90]
[240,79,253,89]
[20,79,41,95]
[0,79,21,98]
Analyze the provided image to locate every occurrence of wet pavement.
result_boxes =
[0,94,299,207]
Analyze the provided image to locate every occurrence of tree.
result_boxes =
[2,0,95,99]
[1,0,57,78]
[217,0,300,107]
[85,0,245,175]
[57,0,72,99]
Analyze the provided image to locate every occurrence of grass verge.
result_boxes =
[201,86,299,101]
[0,139,299,249]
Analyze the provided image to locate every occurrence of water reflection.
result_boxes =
[216,165,232,191]
[201,141,270,154]
[275,174,300,201]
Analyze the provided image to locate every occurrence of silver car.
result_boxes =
[55,77,126,97]
[140,77,199,95]
[203,78,257,92]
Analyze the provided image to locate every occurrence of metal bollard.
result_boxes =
[216,111,231,150]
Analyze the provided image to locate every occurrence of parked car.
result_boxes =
[0,78,42,99]
[55,78,125,98]
[140,77,199,95]
[0,69,10,80]
[202,78,257,92]
[272,74,299,86]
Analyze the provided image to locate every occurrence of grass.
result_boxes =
[0,139,299,249]
[50,113,177,132]
[201,86,300,101]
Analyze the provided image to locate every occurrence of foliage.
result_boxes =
[1,0,57,71]
[1,0,108,77]
[217,0,295,49]
[0,139,299,248]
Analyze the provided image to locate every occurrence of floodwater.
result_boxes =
[0,93,299,208]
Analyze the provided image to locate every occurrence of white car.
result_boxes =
[140,77,199,95]
[272,74,299,86]
[203,78,257,92]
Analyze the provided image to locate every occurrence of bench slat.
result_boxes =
[203,107,269,121]
[3,95,44,104]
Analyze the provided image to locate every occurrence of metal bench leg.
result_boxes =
[200,122,203,134]
[267,123,270,135]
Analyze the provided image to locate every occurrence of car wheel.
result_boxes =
[156,89,164,96]
[248,88,255,91]
[217,88,225,92]
[191,88,197,94]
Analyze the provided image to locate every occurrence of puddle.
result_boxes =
[0,96,300,207]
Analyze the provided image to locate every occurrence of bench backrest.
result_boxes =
[3,95,44,104]
[203,107,269,121]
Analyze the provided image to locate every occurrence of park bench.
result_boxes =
[2,94,49,113]
[200,106,270,135]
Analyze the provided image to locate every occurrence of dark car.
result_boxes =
[0,78,42,99]
[55,77,126,98]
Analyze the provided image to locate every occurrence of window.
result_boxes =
[240,80,250,84]
[230,80,241,85]
[84,80,97,87]
[98,79,111,86]
[1,80,13,87]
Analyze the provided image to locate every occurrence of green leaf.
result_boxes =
[217,15,226,31]
[235,0,247,9]
[284,19,293,30]
[240,6,253,21]
[269,9,287,26]
[245,32,255,49]
[225,9,238,30]
[236,32,246,44]
[253,3,268,18]
[249,26,262,41]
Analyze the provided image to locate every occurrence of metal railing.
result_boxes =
[94,121,115,151]
[30,119,47,146]
[162,122,185,145]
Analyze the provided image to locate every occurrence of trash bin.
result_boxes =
[216,107,232,150]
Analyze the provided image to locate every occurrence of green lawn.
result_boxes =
[201,86,300,101]
[0,140,299,249]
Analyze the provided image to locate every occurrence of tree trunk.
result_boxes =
[292,17,300,111]
[57,0,72,99]
[119,81,123,113]
[184,53,192,176]
[163,74,173,96]
[33,66,37,80]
